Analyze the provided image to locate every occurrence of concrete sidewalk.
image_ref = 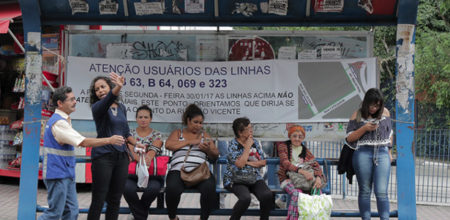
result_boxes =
[1,177,448,220]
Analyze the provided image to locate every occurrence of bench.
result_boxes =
[36,140,399,218]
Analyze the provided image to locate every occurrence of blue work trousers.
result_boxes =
[38,178,78,220]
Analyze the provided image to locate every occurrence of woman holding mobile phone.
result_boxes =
[346,88,393,220]
[164,104,219,220]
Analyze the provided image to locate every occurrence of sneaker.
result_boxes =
[249,194,260,207]
[127,214,135,220]
[275,196,287,209]
[219,193,227,209]
[280,179,290,190]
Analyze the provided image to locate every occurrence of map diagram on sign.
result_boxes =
[297,60,376,121]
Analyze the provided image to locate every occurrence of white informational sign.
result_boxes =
[185,0,205,13]
[134,1,164,15]
[278,46,296,60]
[99,0,118,15]
[67,56,376,123]
[298,49,318,60]
[68,0,89,15]
[314,0,344,12]
[269,0,288,16]
[321,46,342,59]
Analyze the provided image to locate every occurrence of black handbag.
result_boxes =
[231,169,258,185]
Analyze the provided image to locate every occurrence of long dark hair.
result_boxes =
[89,76,117,106]
[360,88,384,119]
[182,104,204,126]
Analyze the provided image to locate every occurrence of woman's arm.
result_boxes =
[346,110,378,143]
[199,133,219,160]
[165,129,200,151]
[234,138,253,168]
[246,160,266,168]
[110,72,124,96]
[91,91,117,120]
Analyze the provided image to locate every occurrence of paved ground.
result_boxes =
[1,177,449,220]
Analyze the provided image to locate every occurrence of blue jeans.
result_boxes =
[38,178,78,220]
[353,145,391,220]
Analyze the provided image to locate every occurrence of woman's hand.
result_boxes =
[110,72,124,88]
[198,139,211,152]
[363,121,379,132]
[299,169,314,180]
[313,177,322,189]
[243,135,254,150]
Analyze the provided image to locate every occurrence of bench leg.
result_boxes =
[156,193,164,209]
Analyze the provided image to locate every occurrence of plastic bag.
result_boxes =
[298,189,333,220]
[136,153,149,188]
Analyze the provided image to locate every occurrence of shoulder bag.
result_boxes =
[180,145,211,187]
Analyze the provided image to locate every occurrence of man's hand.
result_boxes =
[109,135,125,146]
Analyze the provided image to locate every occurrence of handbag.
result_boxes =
[297,188,333,220]
[180,145,211,187]
[148,156,169,176]
[287,161,323,191]
[231,169,258,185]
[136,153,149,188]
[128,156,169,176]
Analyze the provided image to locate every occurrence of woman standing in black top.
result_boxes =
[87,72,144,220]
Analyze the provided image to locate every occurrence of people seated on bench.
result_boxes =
[276,125,325,220]
[223,117,274,220]
[164,104,219,220]
[124,105,164,220]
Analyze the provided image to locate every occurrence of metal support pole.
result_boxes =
[18,1,42,219]
[395,0,419,219]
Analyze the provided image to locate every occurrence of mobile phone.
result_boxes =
[203,137,213,143]
[369,119,379,124]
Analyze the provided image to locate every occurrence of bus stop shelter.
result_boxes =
[16,0,419,219]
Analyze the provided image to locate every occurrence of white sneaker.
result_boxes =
[280,179,290,190]
[219,193,227,209]
[275,196,287,209]
[127,214,135,220]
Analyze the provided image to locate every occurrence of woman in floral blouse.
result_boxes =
[223,117,273,220]
[124,105,163,220]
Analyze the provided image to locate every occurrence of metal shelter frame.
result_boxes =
[17,0,419,219]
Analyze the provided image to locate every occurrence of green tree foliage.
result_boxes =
[415,0,450,128]
[235,0,449,128]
